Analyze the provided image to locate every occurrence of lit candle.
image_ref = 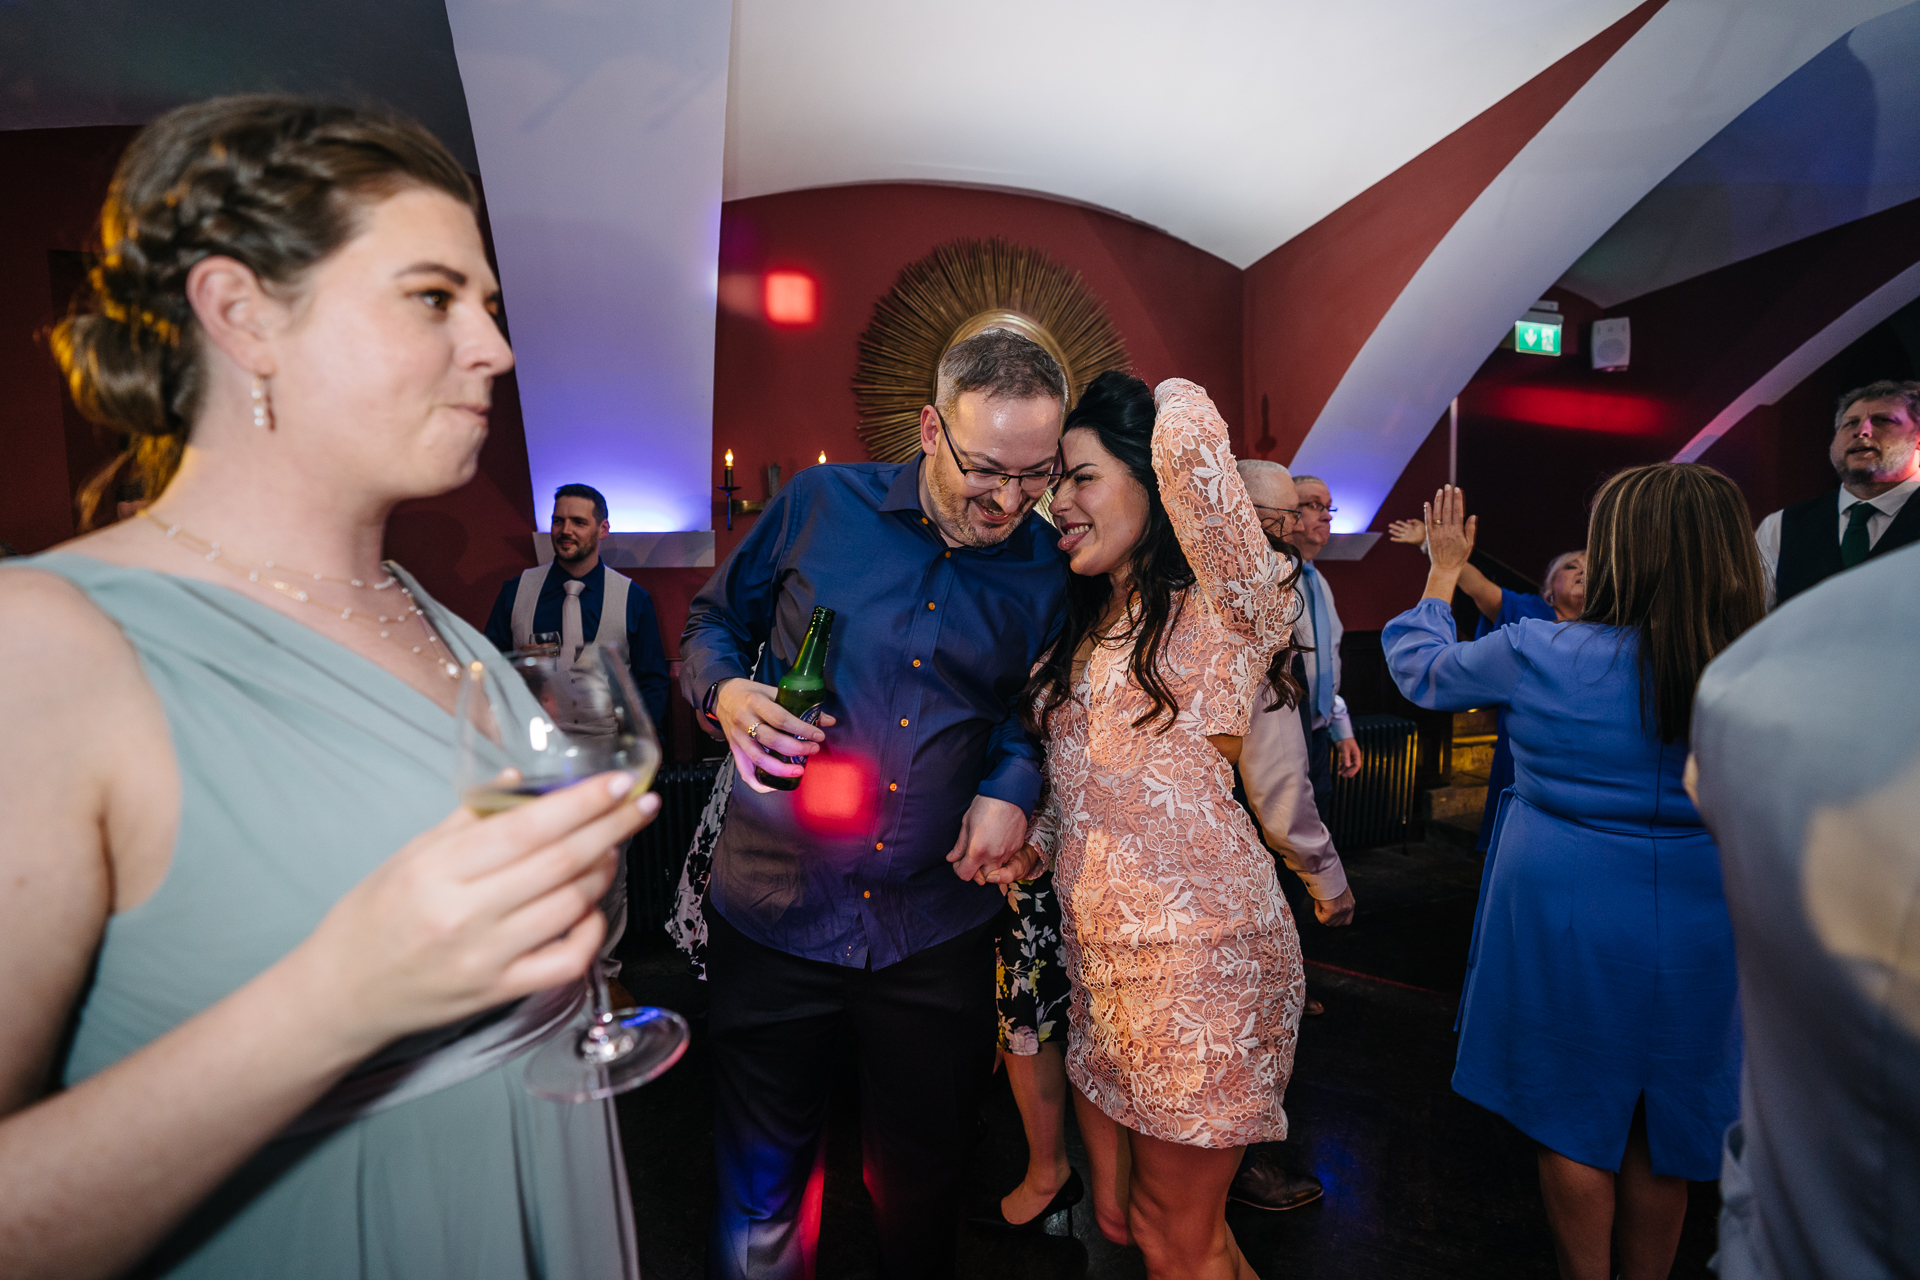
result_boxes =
[723,448,734,488]
[817,450,827,466]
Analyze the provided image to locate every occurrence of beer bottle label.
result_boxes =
[775,704,824,767]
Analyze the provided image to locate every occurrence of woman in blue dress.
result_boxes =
[1386,517,1584,850]
[1383,472,1765,1280]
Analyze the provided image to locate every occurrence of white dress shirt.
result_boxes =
[1755,477,1920,607]
[1238,696,1350,901]
[1299,562,1353,741]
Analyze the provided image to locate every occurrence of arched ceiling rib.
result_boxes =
[1673,260,1920,463]
[723,0,1643,268]
[1563,1,1920,308]
[1291,0,1913,533]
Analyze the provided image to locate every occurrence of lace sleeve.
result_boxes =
[1026,782,1060,872]
[1151,378,1289,643]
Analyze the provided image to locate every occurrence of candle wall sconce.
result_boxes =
[717,449,766,530]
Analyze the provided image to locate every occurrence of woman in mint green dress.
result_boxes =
[0,97,657,1280]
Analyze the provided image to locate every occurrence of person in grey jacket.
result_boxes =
[1690,540,1920,1278]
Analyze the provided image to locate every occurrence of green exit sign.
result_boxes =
[1515,318,1562,355]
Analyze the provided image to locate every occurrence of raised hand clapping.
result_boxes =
[1422,485,1477,572]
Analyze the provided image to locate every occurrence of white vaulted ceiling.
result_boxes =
[722,0,1643,267]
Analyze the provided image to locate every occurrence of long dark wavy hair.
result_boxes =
[1024,371,1305,734]
[1258,524,1309,713]
[1024,371,1193,734]
[1581,462,1767,743]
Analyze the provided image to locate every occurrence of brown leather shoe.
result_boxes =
[1228,1155,1324,1211]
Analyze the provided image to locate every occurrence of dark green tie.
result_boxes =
[1841,502,1875,569]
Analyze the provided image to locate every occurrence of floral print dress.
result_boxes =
[995,872,1070,1056]
[1030,379,1305,1148]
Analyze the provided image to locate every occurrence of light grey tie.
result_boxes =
[560,578,586,662]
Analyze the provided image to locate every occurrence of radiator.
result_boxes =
[627,758,725,933]
[1326,713,1419,851]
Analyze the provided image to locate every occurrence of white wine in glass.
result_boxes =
[454,642,685,1102]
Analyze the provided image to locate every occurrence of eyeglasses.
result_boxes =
[1297,500,1337,516]
[934,407,1061,496]
[1252,503,1301,525]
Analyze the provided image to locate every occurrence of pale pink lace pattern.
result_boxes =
[1031,379,1305,1148]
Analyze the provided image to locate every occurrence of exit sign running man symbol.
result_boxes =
[1515,319,1562,356]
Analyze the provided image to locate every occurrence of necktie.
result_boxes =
[1840,501,1875,569]
[1302,565,1334,724]
[560,578,586,661]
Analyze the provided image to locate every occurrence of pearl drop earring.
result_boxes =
[251,375,271,429]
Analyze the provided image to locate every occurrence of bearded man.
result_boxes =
[1757,379,1920,607]
[484,481,671,727]
[681,328,1069,1280]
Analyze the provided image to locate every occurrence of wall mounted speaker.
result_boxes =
[1591,317,1631,371]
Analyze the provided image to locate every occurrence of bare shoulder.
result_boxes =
[0,562,153,802]
[0,561,145,679]
[0,564,160,1113]
[0,560,179,907]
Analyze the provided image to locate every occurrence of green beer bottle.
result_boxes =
[757,605,834,791]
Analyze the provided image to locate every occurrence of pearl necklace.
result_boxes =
[144,512,462,680]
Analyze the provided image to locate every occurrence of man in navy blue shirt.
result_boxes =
[682,330,1071,1279]
[484,483,671,729]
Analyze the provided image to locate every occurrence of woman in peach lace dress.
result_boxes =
[999,371,1303,1279]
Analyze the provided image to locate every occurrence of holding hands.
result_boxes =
[980,842,1046,893]
[947,795,1032,885]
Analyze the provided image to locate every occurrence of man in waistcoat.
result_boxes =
[484,482,672,730]
[1756,380,1920,608]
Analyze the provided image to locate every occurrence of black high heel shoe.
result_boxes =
[968,1168,1085,1231]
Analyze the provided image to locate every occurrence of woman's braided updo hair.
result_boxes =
[53,95,476,524]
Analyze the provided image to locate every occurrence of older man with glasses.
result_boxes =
[1279,473,1363,823]
[682,327,1069,1280]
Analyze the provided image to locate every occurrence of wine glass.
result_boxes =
[454,641,688,1101]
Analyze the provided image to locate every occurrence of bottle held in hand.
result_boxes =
[757,606,834,791]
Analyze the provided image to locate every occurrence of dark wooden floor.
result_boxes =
[614,841,1721,1279]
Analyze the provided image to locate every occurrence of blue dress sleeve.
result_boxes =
[1384,597,1527,711]
[1473,588,1555,640]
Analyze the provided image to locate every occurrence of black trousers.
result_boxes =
[703,903,996,1280]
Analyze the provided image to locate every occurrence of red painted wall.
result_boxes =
[1449,194,1920,582]
[1240,0,1666,464]
[708,183,1245,567]
[0,127,132,556]
[8,91,1914,662]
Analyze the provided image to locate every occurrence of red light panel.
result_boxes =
[1476,386,1665,436]
[793,751,878,838]
[764,271,818,326]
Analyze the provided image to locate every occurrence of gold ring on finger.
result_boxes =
[748,722,761,740]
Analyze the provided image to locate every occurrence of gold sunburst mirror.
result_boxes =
[851,238,1131,463]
